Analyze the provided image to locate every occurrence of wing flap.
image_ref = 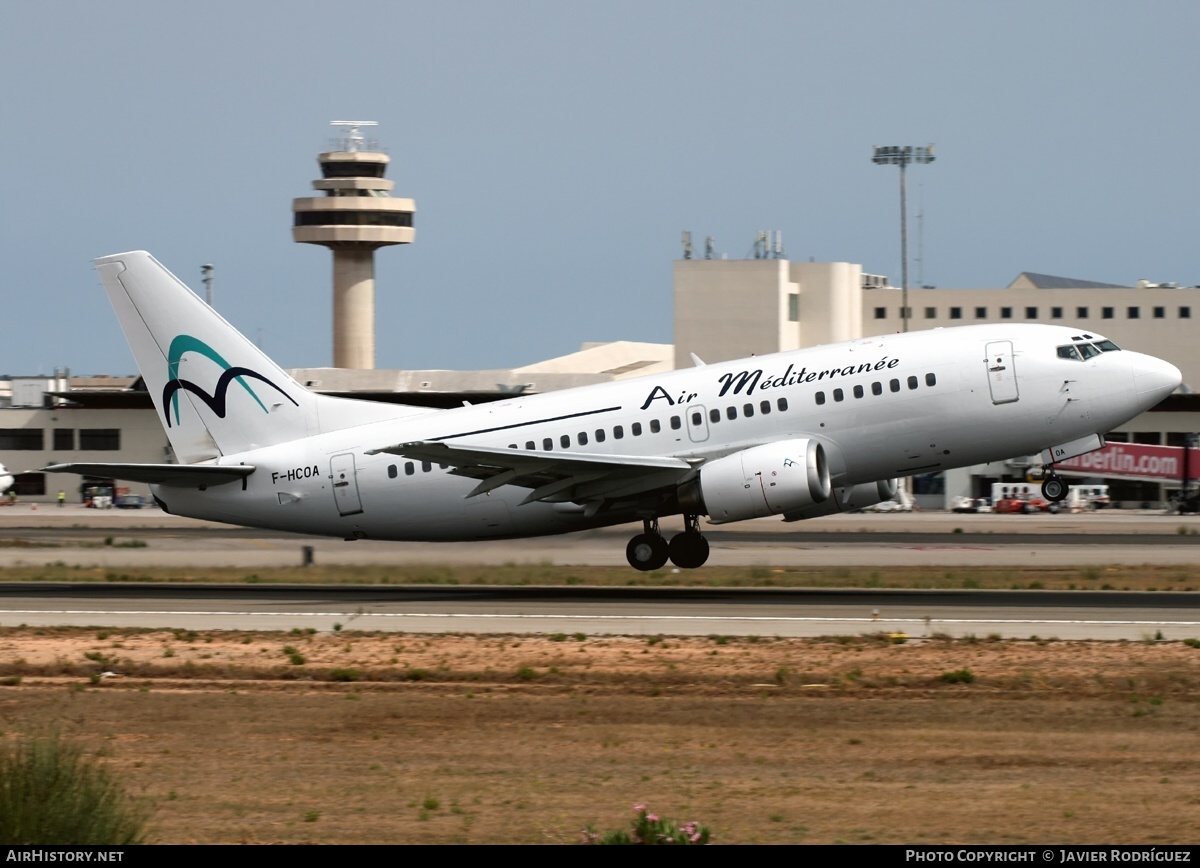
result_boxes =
[41,462,254,488]
[367,441,695,503]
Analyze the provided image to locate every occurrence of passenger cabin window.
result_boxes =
[594,429,605,443]
[632,422,643,436]
[405,462,415,476]
[709,408,720,423]
[525,441,535,450]
[833,388,844,402]
[759,400,771,414]
[871,382,882,396]
[907,376,918,390]
[388,464,398,479]
[777,398,789,411]
[543,438,553,450]
[743,403,754,417]
[614,426,624,439]
[650,420,661,434]
[725,407,737,420]
[422,461,432,473]
[691,411,703,426]
[560,434,570,448]
[925,373,937,387]
[815,392,826,406]
[853,384,864,398]
[670,416,681,430]
[577,432,588,445]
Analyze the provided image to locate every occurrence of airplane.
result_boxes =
[44,251,1181,570]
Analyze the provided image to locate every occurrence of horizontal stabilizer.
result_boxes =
[41,462,254,488]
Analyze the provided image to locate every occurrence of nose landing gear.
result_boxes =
[626,515,710,570]
[1041,467,1067,502]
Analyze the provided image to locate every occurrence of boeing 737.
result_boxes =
[45,251,1181,570]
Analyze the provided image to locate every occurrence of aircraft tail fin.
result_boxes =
[95,251,420,464]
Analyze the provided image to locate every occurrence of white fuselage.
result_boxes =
[153,324,1176,541]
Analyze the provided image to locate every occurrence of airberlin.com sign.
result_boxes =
[1056,442,1200,482]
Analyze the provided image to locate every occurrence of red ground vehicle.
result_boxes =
[993,496,1059,514]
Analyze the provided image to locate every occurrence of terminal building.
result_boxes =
[673,256,1200,506]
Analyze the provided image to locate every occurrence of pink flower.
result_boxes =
[632,803,646,813]
[647,814,659,822]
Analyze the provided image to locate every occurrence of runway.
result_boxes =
[1,507,1198,639]
[1,584,1198,641]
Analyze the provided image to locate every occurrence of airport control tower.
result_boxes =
[292,121,415,369]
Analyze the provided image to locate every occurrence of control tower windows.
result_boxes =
[294,211,413,228]
[320,161,386,178]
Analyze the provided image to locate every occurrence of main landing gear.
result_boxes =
[626,516,710,571]
[1040,467,1067,502]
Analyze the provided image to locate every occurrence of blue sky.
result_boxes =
[3,0,1198,376]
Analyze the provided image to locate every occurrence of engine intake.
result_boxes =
[694,439,831,524]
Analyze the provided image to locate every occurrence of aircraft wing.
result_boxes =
[41,463,254,488]
[367,441,697,504]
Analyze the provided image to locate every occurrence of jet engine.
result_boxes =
[782,477,899,521]
[685,439,831,524]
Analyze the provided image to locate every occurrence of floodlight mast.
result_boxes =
[872,144,935,332]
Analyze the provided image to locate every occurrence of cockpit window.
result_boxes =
[1056,345,1082,361]
[1095,339,1121,352]
[1077,342,1101,360]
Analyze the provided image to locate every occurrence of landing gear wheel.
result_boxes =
[626,533,669,571]
[668,532,710,569]
[1041,473,1067,502]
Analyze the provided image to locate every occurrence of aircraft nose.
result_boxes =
[1132,353,1182,406]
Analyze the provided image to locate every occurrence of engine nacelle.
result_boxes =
[843,478,898,510]
[782,477,899,521]
[694,439,831,524]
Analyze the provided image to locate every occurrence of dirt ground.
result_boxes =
[0,627,1198,844]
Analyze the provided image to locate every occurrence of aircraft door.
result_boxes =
[985,341,1019,405]
[330,453,364,516]
[687,405,710,443]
